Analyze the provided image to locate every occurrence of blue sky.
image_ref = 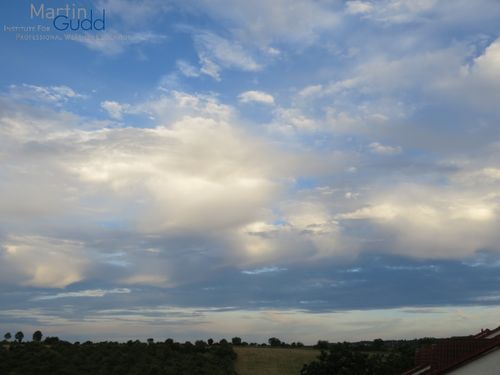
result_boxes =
[2,0,500,343]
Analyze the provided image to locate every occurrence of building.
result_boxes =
[403,326,500,374]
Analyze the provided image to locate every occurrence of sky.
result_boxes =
[1,0,500,344]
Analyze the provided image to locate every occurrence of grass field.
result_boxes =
[234,347,320,375]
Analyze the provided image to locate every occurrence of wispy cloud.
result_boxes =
[193,31,262,80]
[33,288,131,301]
[9,84,86,104]
[238,90,275,105]
[242,266,287,275]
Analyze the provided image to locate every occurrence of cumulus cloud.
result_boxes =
[0,236,89,288]
[0,91,310,288]
[238,90,275,105]
[337,183,500,258]
[433,38,500,112]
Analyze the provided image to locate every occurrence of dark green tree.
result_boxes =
[302,342,411,375]
[231,337,242,345]
[32,330,43,342]
[14,331,24,343]
[316,340,330,350]
[373,338,384,351]
[4,332,11,341]
[268,337,281,347]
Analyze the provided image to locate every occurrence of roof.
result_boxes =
[473,325,500,339]
[403,327,500,374]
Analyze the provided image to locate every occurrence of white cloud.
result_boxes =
[369,142,402,155]
[198,55,221,80]
[33,288,131,301]
[0,236,89,288]
[176,60,200,78]
[337,183,500,258]
[433,38,500,112]
[9,84,86,104]
[0,91,309,287]
[242,266,287,275]
[193,31,262,79]
[185,0,339,46]
[238,90,275,105]
[101,100,130,120]
[358,0,438,24]
[346,1,374,15]
[270,107,318,133]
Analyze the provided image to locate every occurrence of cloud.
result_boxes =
[0,236,89,288]
[238,90,275,105]
[9,84,86,104]
[242,266,287,275]
[101,100,130,120]
[433,38,500,112]
[0,91,307,288]
[353,0,438,24]
[193,31,262,79]
[337,183,500,258]
[345,1,374,15]
[33,288,131,301]
[368,142,402,155]
[184,0,339,46]
[176,60,200,78]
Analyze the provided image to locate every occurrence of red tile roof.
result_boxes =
[404,328,500,374]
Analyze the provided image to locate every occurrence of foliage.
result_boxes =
[301,341,417,375]
[268,337,282,347]
[32,331,43,343]
[0,335,237,375]
[14,332,24,344]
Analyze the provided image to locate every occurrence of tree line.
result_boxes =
[2,330,428,374]
[1,331,237,375]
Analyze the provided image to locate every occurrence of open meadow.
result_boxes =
[234,347,320,375]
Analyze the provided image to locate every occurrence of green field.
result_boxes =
[234,347,320,375]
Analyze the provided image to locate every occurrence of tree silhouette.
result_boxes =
[32,330,43,342]
[268,337,282,347]
[231,337,242,345]
[4,332,11,341]
[14,331,24,343]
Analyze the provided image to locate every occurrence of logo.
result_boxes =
[30,3,106,31]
